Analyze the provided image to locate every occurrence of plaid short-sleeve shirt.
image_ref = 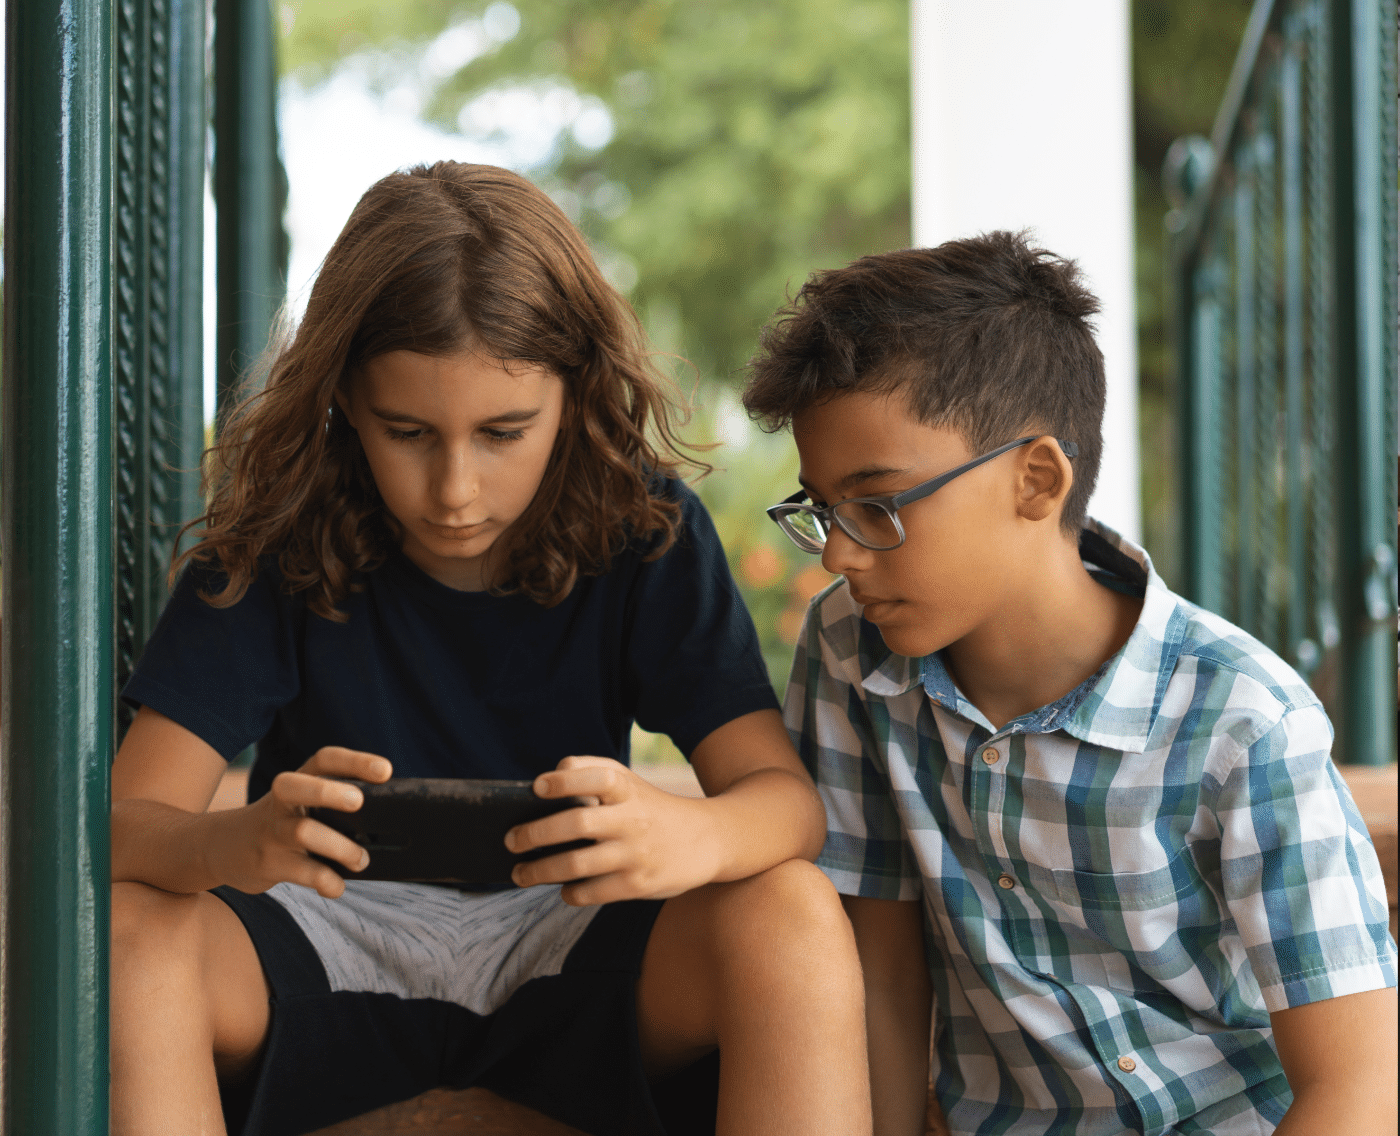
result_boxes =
[788,521,1396,1136]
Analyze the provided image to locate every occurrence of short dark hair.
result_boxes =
[742,230,1105,534]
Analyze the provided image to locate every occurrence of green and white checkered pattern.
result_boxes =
[788,521,1396,1136]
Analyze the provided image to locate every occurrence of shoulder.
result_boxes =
[1080,519,1327,756]
[628,474,720,561]
[1160,586,1329,753]
[177,551,301,609]
[649,473,706,526]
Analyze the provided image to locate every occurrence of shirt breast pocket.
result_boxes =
[1050,844,1204,958]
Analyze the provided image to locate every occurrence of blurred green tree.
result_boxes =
[282,0,911,383]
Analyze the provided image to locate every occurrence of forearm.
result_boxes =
[842,895,932,1136]
[111,798,226,893]
[1270,987,1398,1136]
[865,971,932,1135]
[1274,1082,1397,1136]
[699,765,827,882]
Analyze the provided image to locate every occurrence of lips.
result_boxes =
[427,520,488,541]
[850,591,901,620]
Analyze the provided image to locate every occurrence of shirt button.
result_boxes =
[981,747,1000,765]
[997,874,1016,889]
[1117,1056,1137,1073]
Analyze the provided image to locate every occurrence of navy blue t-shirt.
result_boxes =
[124,482,779,804]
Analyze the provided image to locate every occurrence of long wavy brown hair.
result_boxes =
[178,162,698,620]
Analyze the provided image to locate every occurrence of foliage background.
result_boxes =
[275,0,1254,756]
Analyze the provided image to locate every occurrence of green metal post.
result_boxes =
[213,0,288,420]
[1279,41,1306,668]
[1,0,113,1131]
[115,0,209,731]
[1330,0,1397,764]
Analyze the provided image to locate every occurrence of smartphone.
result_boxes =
[308,777,593,887]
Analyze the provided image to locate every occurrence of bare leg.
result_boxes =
[637,859,872,1136]
[110,882,272,1136]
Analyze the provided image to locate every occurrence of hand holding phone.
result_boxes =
[506,756,720,906]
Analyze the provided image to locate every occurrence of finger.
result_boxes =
[290,816,371,874]
[511,839,627,890]
[554,755,623,772]
[249,847,349,900]
[271,771,365,813]
[506,803,612,854]
[560,870,689,908]
[284,855,350,900]
[300,747,392,783]
[534,763,635,806]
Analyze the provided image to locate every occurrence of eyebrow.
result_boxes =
[798,465,912,495]
[367,405,542,427]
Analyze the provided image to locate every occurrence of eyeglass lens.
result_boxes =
[832,500,901,549]
[782,509,828,547]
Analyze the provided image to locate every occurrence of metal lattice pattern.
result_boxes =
[1183,2,1331,666]
[113,0,205,730]
[1171,0,1397,761]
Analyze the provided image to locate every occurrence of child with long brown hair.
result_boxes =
[109,162,871,1136]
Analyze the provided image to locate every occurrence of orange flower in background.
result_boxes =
[790,565,835,602]
[739,545,784,588]
[775,565,837,644]
[778,607,807,645]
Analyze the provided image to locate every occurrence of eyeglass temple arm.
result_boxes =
[890,435,1078,510]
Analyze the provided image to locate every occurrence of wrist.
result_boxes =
[698,767,822,883]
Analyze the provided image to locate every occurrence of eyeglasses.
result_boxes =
[766,435,1079,553]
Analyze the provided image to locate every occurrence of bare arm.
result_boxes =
[843,895,932,1136]
[508,708,826,905]
[1270,986,1397,1135]
[112,705,389,897]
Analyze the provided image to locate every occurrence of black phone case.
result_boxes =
[308,778,592,887]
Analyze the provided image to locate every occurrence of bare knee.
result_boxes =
[111,881,208,969]
[707,859,857,967]
[110,882,270,1065]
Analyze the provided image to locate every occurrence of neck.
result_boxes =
[942,533,1143,731]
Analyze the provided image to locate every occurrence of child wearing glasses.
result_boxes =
[109,162,871,1136]
[744,231,1397,1136]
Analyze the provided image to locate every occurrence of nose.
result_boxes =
[435,441,479,514]
[820,524,873,577]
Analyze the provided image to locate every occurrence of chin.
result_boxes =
[873,620,944,660]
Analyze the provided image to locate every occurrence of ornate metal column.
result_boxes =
[115,0,209,726]
[2,0,113,1131]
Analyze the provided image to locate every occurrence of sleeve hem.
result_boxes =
[648,683,782,759]
[816,859,922,901]
[121,674,246,762]
[1257,951,1398,1012]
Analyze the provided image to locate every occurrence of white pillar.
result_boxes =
[911,0,1141,541]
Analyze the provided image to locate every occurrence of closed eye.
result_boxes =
[384,425,429,443]
[482,426,526,443]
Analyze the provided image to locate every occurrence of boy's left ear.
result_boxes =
[1014,435,1073,522]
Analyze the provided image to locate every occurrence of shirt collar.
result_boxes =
[858,519,1189,751]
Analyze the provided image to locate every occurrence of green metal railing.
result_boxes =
[113,0,210,732]
[1167,0,1397,764]
[2,0,285,1130]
